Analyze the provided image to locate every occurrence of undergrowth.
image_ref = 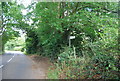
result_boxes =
[47,40,119,79]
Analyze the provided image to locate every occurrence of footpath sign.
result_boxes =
[69,36,75,47]
[70,36,75,39]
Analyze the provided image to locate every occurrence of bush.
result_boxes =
[48,43,119,79]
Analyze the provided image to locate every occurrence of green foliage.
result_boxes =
[28,2,118,58]
[24,2,119,79]
[47,67,59,79]
[5,37,25,51]
[1,1,119,79]
[25,30,39,54]
[1,2,25,52]
[48,44,119,79]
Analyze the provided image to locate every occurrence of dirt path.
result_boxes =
[28,55,52,79]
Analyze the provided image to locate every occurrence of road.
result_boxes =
[0,51,44,80]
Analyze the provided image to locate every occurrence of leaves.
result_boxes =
[1,1,119,79]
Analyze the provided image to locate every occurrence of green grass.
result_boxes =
[47,67,59,79]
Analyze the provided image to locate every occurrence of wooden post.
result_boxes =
[69,35,71,47]
[73,46,76,59]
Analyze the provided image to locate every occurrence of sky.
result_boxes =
[17,0,32,7]
[16,0,31,15]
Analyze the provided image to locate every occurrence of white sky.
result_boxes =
[17,0,32,7]
[22,9,27,15]
[16,0,32,15]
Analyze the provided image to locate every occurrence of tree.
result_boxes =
[28,2,118,58]
[1,2,24,52]
[0,1,119,79]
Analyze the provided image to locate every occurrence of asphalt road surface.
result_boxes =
[0,51,39,80]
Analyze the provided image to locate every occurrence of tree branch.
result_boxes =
[103,7,118,13]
